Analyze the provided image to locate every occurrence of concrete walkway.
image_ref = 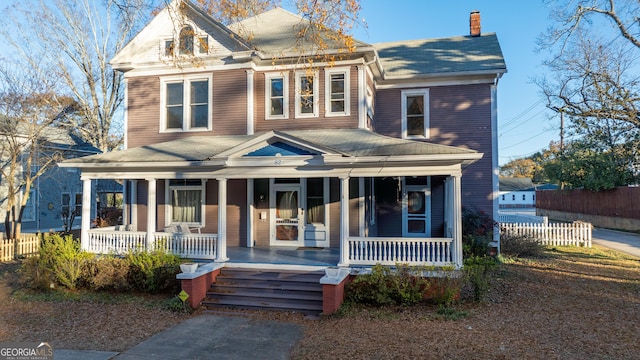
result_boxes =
[54,315,304,360]
[592,227,640,258]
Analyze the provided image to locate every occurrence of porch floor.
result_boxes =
[225,246,340,267]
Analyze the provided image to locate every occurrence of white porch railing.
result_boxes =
[500,221,592,247]
[347,237,454,266]
[87,229,218,259]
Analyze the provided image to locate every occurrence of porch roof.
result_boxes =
[60,129,482,175]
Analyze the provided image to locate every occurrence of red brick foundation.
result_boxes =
[179,267,221,308]
[321,275,353,315]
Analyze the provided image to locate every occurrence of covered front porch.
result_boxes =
[64,129,482,269]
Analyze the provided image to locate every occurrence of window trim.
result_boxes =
[165,179,206,227]
[401,89,430,139]
[295,70,319,118]
[159,22,209,58]
[324,67,350,117]
[265,72,289,120]
[159,74,213,133]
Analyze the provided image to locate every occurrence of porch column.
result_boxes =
[130,180,138,229]
[80,177,92,251]
[122,180,128,226]
[146,178,156,251]
[338,176,350,266]
[216,178,229,262]
[451,174,463,268]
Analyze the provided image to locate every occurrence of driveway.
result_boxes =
[592,228,640,258]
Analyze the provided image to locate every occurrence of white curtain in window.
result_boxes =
[172,189,201,223]
[277,191,296,219]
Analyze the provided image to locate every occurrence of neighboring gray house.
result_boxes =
[0,127,120,233]
[499,177,535,208]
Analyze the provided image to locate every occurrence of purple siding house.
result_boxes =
[61,1,506,274]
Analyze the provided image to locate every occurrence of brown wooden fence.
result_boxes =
[536,187,640,220]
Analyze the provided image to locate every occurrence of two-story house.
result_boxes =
[61,1,506,270]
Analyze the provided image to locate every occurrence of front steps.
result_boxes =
[202,268,324,314]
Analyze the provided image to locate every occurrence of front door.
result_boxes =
[271,185,303,246]
[402,177,431,237]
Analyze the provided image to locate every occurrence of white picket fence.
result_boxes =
[500,221,592,247]
[0,235,41,261]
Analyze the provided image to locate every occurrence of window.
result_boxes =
[512,194,515,201]
[164,39,174,56]
[62,193,82,218]
[75,194,82,215]
[179,26,194,55]
[522,194,526,201]
[306,178,325,224]
[501,194,505,201]
[160,75,212,132]
[167,179,204,225]
[197,36,209,54]
[22,190,35,221]
[265,72,289,119]
[325,67,350,116]
[295,71,319,117]
[401,89,430,139]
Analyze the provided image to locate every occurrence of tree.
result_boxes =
[537,0,640,186]
[0,63,72,240]
[1,0,151,152]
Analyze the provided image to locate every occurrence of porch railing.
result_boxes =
[87,229,218,259]
[347,237,454,266]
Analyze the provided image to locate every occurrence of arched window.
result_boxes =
[179,26,194,55]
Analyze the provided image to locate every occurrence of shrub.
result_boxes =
[85,256,131,292]
[345,264,430,307]
[166,295,195,314]
[427,266,463,307]
[125,250,182,293]
[500,233,544,258]
[20,233,93,290]
[462,206,497,258]
[463,255,497,302]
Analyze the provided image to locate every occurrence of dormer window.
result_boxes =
[179,26,194,55]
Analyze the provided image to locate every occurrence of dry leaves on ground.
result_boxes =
[1,245,639,359]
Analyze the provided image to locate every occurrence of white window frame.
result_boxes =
[161,38,175,57]
[401,89,430,139]
[165,180,206,227]
[325,67,350,117]
[265,72,289,120]
[160,74,213,132]
[159,22,209,59]
[295,70,319,118]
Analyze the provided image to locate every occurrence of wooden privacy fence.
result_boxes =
[0,235,41,262]
[500,221,592,247]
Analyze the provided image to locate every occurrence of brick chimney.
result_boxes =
[470,10,481,37]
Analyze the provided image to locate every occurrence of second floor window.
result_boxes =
[161,75,212,132]
[265,73,289,119]
[179,26,194,55]
[401,89,430,139]
[295,71,319,118]
[325,67,350,116]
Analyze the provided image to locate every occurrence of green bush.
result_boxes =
[345,264,430,307]
[428,267,463,307]
[125,250,182,293]
[21,233,93,290]
[463,255,497,302]
[500,233,544,258]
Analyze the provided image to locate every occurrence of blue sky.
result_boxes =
[350,1,557,165]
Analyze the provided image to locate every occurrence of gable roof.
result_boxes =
[374,33,506,78]
[228,7,370,56]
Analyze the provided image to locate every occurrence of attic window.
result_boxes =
[179,26,194,55]
[198,36,208,54]
[164,40,174,56]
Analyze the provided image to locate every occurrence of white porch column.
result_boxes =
[130,180,138,228]
[338,176,350,266]
[80,177,92,251]
[122,180,128,225]
[247,179,254,247]
[451,174,463,268]
[146,178,156,251]
[216,178,229,262]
